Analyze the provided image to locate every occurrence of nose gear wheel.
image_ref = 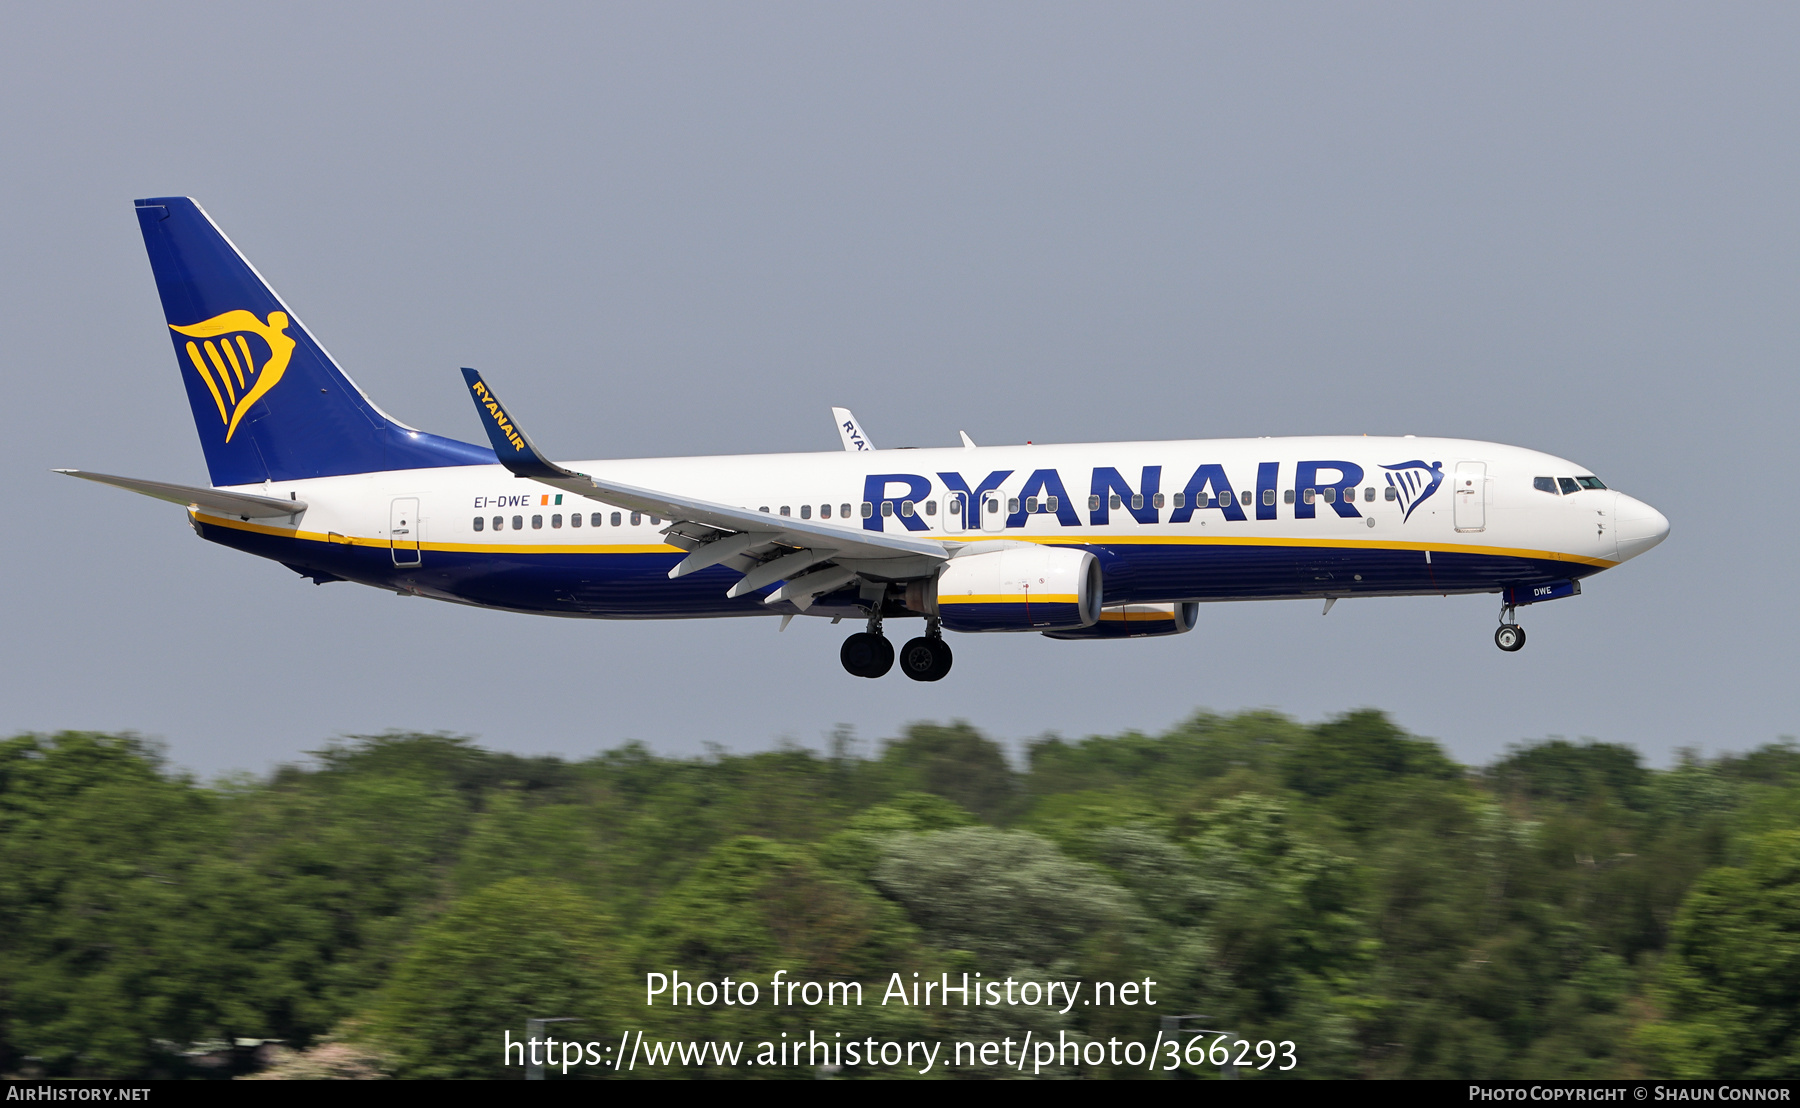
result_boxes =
[1494,602,1526,652]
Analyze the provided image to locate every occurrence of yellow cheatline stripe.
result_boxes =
[219,334,247,389]
[942,532,1618,569]
[195,514,1615,570]
[1099,608,1173,622]
[938,594,1080,606]
[185,341,228,422]
[204,341,237,403]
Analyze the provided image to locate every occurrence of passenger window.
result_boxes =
[1284,490,1295,505]
[820,503,831,519]
[1088,495,1101,511]
[799,504,811,519]
[1110,494,1122,510]
[650,517,660,526]
[780,505,791,516]
[881,501,893,517]
[1384,487,1397,502]
[631,512,642,525]
[1130,493,1143,510]
[532,514,543,529]
[1321,487,1336,504]
[1364,487,1375,502]
[926,500,937,516]
[1558,477,1580,495]
[1152,492,1164,509]
[493,516,504,530]
[570,512,581,527]
[949,498,962,515]
[860,502,873,518]
[1240,491,1250,506]
[1008,497,1020,514]
[473,516,484,531]
[900,500,914,517]
[1303,489,1316,504]
[551,514,562,528]
[512,515,524,530]
[1534,477,1557,494]
[1263,489,1276,507]
[1576,476,1607,490]
[1025,495,1038,513]
[1172,492,1185,509]
[1045,496,1057,513]
[609,512,620,526]
[842,503,853,518]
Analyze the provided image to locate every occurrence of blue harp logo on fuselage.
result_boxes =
[1382,460,1444,523]
[170,310,296,443]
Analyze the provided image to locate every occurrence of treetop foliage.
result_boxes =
[1,712,1796,1079]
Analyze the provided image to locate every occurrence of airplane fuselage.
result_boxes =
[192,434,1660,623]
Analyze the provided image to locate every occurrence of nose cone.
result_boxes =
[1614,493,1669,562]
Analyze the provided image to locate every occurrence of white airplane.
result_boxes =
[62,198,1669,681]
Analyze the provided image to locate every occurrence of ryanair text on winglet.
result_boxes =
[469,379,527,453]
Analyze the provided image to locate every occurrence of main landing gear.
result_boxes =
[1494,604,1526,652]
[841,615,953,681]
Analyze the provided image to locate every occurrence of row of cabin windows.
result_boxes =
[761,503,859,519]
[473,486,1416,532]
[1534,476,1608,495]
[473,511,662,531]
[751,486,1402,520]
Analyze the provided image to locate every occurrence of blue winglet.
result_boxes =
[460,368,568,480]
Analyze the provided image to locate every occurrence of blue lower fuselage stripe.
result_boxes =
[203,523,1600,618]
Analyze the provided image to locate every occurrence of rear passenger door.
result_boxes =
[390,498,421,566]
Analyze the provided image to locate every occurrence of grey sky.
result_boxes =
[3,4,1793,775]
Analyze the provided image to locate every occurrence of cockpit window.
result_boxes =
[1576,476,1607,490]
[1558,477,1581,495]
[1533,477,1558,494]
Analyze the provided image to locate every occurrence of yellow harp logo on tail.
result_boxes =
[170,310,296,442]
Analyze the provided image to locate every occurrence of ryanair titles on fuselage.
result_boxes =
[856,458,1442,532]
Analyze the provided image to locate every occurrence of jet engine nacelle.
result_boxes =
[1042,602,1198,640]
[906,545,1102,632]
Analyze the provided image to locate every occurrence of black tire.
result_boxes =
[899,636,954,682]
[1494,625,1526,652]
[841,632,894,678]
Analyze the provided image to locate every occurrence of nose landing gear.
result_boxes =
[1494,604,1526,652]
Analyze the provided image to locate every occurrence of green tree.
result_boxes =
[1637,830,1800,1077]
[879,723,1018,822]
[633,836,928,1076]
[369,878,631,1078]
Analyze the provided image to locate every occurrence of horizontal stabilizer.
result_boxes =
[55,469,307,518]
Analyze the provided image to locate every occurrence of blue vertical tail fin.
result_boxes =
[134,197,494,487]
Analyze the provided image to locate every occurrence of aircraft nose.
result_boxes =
[1613,493,1669,562]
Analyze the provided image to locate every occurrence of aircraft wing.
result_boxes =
[55,469,307,518]
[831,407,876,451]
[461,369,946,609]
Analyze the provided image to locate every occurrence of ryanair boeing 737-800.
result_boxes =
[61,197,1669,681]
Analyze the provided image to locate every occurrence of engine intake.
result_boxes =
[1044,602,1197,640]
[906,545,1102,632]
